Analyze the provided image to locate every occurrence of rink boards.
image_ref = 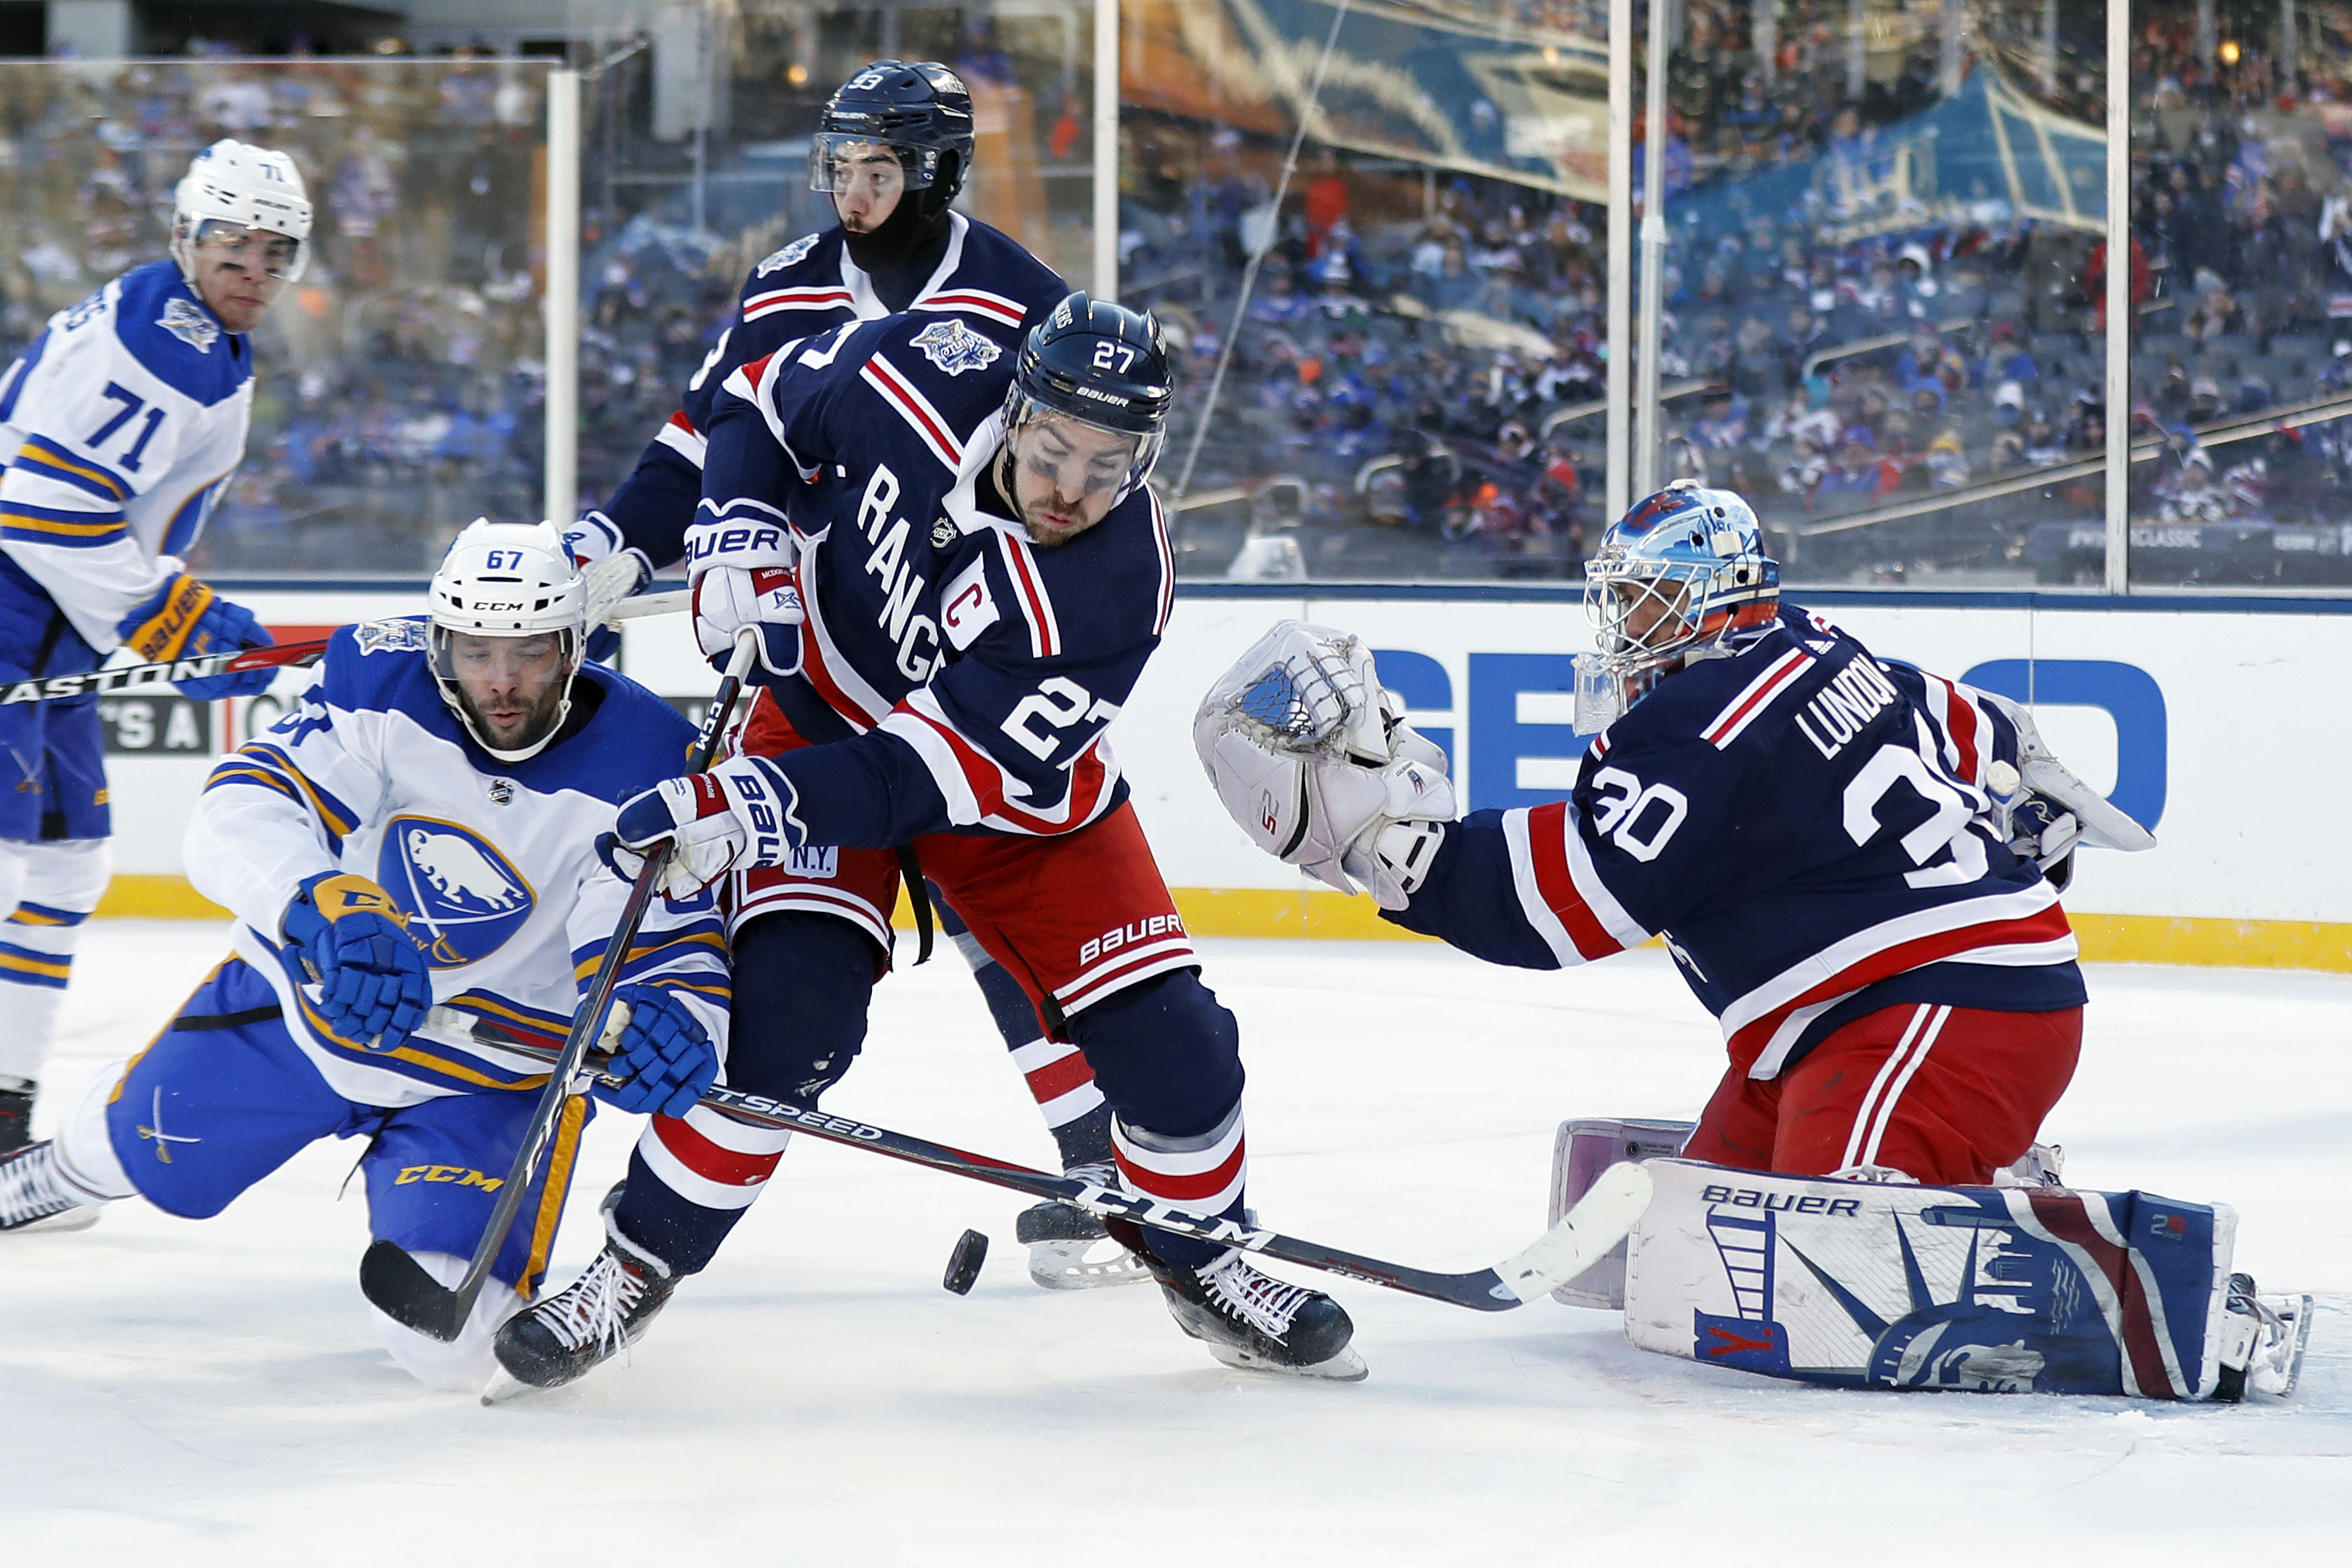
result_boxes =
[91,583,2352,970]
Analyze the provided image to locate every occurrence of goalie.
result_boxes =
[1197,482,2312,1400]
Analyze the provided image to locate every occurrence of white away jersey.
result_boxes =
[0,261,253,655]
[188,622,730,1107]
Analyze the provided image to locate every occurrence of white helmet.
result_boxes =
[427,520,589,763]
[172,139,314,285]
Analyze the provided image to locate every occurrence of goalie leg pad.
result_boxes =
[1623,1158,2247,1399]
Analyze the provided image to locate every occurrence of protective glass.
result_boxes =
[189,217,305,281]
[808,133,940,195]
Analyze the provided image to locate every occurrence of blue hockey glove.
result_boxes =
[605,755,803,899]
[280,872,434,1049]
[118,575,279,701]
[692,565,803,680]
[593,985,719,1119]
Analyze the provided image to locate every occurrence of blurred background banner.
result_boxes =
[5,2,2352,595]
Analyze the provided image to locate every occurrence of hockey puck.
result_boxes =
[943,1228,988,1295]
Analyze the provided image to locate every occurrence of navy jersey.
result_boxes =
[587,214,1066,570]
[701,311,1176,849]
[1392,607,2085,1079]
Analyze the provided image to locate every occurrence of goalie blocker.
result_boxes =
[1578,1154,2309,1402]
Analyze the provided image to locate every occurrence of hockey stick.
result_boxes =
[0,592,691,707]
[359,630,761,1343]
[416,1004,1656,1312]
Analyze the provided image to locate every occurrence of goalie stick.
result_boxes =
[0,589,691,707]
[414,1004,1657,1313]
[359,629,759,1343]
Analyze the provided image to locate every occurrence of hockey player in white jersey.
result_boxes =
[0,523,729,1390]
[0,140,307,1151]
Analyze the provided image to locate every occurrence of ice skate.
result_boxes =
[2213,1273,2313,1402]
[0,1083,35,1155]
[0,1141,101,1234]
[1018,1165,1150,1289]
[1114,1221,1365,1380]
[485,1230,677,1402]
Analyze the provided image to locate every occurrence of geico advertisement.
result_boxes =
[96,588,2346,926]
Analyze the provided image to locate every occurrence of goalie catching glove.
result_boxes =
[1975,691,2157,890]
[1193,620,1456,910]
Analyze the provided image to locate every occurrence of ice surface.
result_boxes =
[3,925,2345,1562]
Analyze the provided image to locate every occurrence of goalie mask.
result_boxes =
[997,293,1172,545]
[1574,481,1778,729]
[427,520,589,763]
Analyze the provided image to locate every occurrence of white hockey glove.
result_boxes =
[682,504,797,585]
[1976,691,2156,890]
[603,756,805,900]
[692,565,805,677]
[562,511,623,568]
[1193,620,1457,910]
[582,546,653,630]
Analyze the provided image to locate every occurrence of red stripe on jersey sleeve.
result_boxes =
[1526,801,1624,961]
[898,702,1110,835]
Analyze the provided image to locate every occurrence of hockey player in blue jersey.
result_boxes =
[568,58,1141,1288]
[493,295,1367,1391]
[0,140,310,1153]
[0,522,728,1391]
[1197,481,2156,1189]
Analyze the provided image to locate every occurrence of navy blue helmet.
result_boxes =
[809,60,976,200]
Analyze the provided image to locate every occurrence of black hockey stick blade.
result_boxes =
[359,633,761,1343]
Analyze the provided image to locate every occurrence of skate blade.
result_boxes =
[2256,1294,2317,1400]
[479,1364,550,1407]
[1203,1339,1370,1383]
[1026,1237,1152,1291]
[1,1206,101,1236]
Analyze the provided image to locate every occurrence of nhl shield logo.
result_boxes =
[911,317,1001,376]
[377,815,536,968]
[757,234,820,277]
[158,297,219,352]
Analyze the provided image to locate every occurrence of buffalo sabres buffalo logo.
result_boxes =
[355,617,432,656]
[911,317,1001,376]
[756,234,820,277]
[158,297,220,352]
[376,815,535,968]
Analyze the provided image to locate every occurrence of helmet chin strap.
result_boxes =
[432,638,583,763]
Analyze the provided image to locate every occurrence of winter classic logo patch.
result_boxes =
[911,317,1001,376]
[376,815,536,968]
[756,234,820,276]
[158,297,220,352]
[355,618,431,656]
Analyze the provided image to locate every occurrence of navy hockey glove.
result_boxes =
[118,575,279,701]
[693,565,803,680]
[594,985,719,1119]
[605,756,803,899]
[281,872,434,1049]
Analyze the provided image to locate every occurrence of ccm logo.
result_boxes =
[1079,913,1184,966]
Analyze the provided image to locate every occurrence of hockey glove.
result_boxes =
[281,872,434,1050]
[605,756,804,900]
[592,986,719,1119]
[118,575,280,701]
[693,565,804,679]
[682,504,797,585]
[1975,691,2156,889]
[562,510,623,568]
[580,545,653,665]
[1194,621,1457,909]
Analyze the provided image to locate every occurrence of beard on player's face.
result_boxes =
[446,633,570,750]
[1000,413,1137,547]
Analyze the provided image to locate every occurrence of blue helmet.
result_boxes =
[1582,480,1778,698]
[809,60,976,200]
